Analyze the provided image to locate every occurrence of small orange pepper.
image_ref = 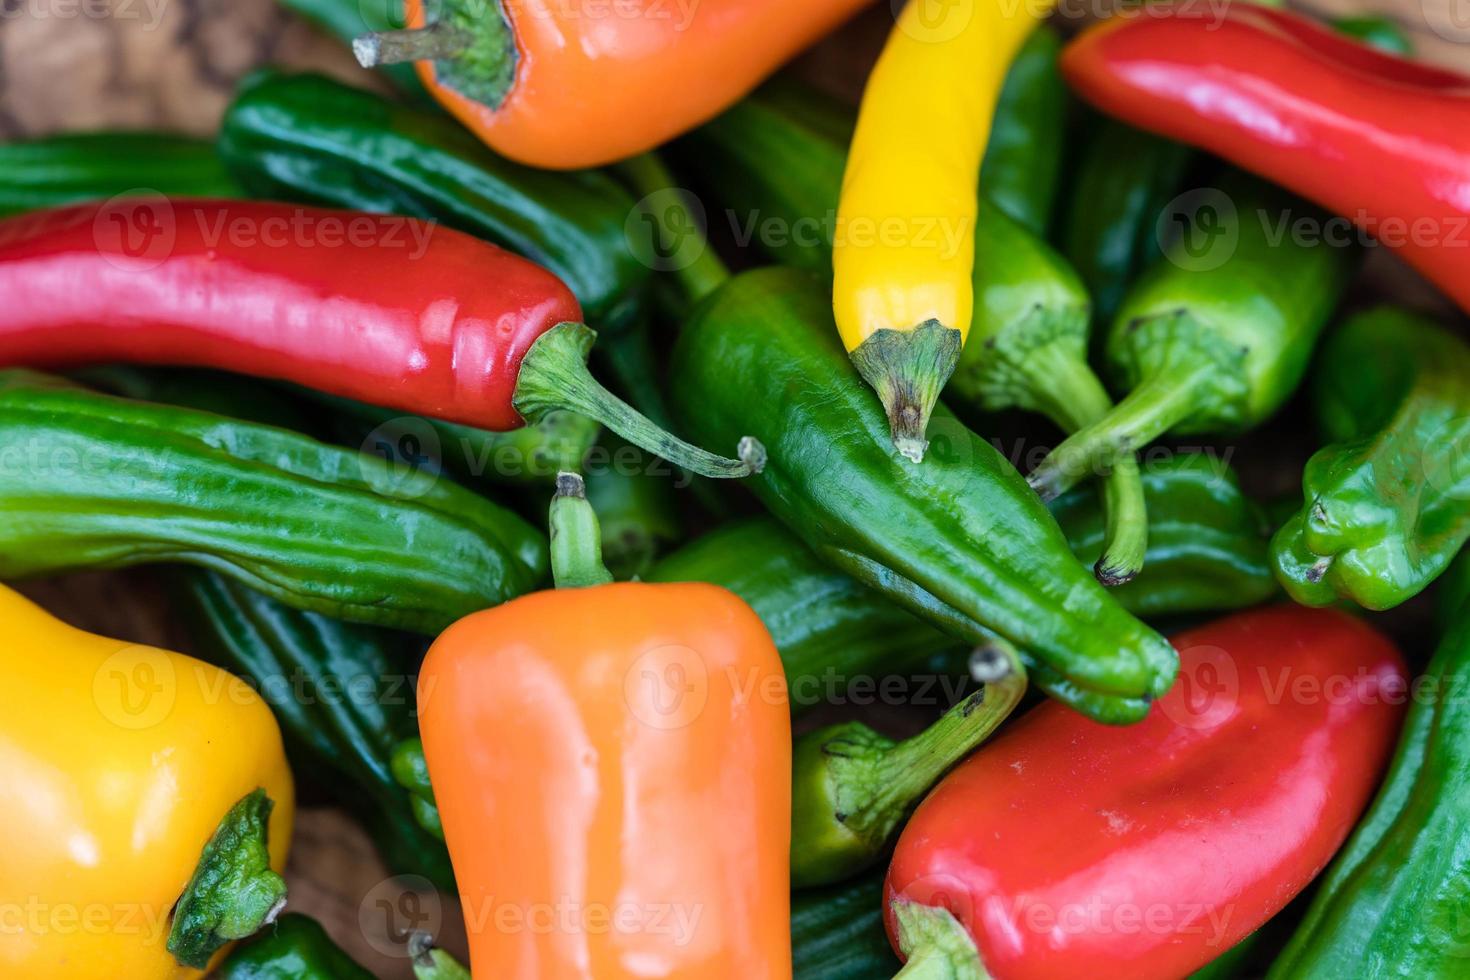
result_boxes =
[417,474,792,978]
[356,0,871,169]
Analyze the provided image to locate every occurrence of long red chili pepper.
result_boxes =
[1060,3,1470,314]
[0,199,759,477]
[884,605,1407,980]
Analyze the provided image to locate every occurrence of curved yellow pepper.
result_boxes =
[833,0,1054,461]
[0,585,294,979]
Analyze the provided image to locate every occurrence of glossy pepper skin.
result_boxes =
[219,71,649,332]
[361,0,869,168]
[0,371,546,633]
[1273,307,1470,610]
[0,585,295,978]
[1270,601,1470,977]
[1060,3,1470,315]
[214,915,375,980]
[175,570,455,891]
[685,80,1149,583]
[979,26,1069,237]
[832,0,1052,462]
[417,477,791,978]
[0,200,754,478]
[669,266,1178,723]
[1028,170,1355,500]
[0,132,241,217]
[885,605,1408,980]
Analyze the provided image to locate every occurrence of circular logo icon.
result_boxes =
[1156,187,1239,273]
[890,871,976,930]
[1422,0,1470,43]
[356,0,408,31]
[92,192,177,271]
[359,416,443,499]
[623,644,709,730]
[359,875,443,959]
[1158,644,1239,731]
[892,0,974,43]
[93,645,177,729]
[624,189,708,272]
[920,413,976,469]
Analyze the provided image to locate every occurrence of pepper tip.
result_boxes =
[737,436,767,475]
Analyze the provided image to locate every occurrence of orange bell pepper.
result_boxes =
[354,0,871,168]
[416,474,792,978]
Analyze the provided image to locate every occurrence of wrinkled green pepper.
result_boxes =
[215,913,376,979]
[669,266,1177,723]
[979,24,1069,236]
[1273,307,1470,610]
[175,569,455,891]
[0,371,547,632]
[1030,170,1357,501]
[1270,600,1470,977]
[0,132,241,217]
[683,78,1148,583]
[219,71,649,331]
[792,872,897,980]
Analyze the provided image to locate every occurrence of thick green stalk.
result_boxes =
[549,472,616,589]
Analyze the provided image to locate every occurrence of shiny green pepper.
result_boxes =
[214,914,376,979]
[1269,602,1470,977]
[978,24,1069,236]
[669,266,1177,724]
[0,371,547,632]
[1273,307,1470,610]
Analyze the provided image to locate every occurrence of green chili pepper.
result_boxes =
[979,24,1069,236]
[75,365,314,433]
[1272,307,1470,610]
[1269,604,1470,977]
[218,71,649,330]
[175,569,455,891]
[684,79,1148,583]
[1331,14,1414,55]
[1059,119,1194,326]
[791,872,897,980]
[0,132,241,217]
[0,371,547,632]
[791,644,1026,888]
[214,913,377,979]
[1030,170,1357,501]
[668,266,1177,724]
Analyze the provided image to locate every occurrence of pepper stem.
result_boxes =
[353,0,516,107]
[850,320,963,463]
[1027,351,1213,501]
[514,322,763,479]
[890,900,991,980]
[614,152,732,305]
[353,22,468,66]
[409,931,472,980]
[790,644,1025,887]
[167,788,287,969]
[550,472,616,588]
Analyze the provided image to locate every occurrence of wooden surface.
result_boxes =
[3,0,1469,974]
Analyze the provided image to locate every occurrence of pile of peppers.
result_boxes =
[4,0,1470,977]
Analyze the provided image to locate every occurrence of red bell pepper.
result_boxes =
[0,199,758,477]
[884,605,1408,980]
[1060,3,1470,315]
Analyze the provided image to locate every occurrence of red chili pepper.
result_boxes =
[884,605,1408,980]
[1059,3,1470,314]
[0,199,759,477]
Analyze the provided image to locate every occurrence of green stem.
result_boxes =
[514,321,763,479]
[167,789,287,970]
[1013,340,1148,585]
[353,23,468,66]
[1027,359,1211,502]
[615,152,732,305]
[352,0,516,108]
[550,472,616,588]
[890,900,991,980]
[850,320,963,464]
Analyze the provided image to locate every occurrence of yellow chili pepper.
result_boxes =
[0,585,294,979]
[833,0,1054,461]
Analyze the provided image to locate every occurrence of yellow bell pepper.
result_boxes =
[833,0,1054,461]
[0,585,294,979]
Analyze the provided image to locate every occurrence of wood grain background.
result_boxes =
[3,0,1467,974]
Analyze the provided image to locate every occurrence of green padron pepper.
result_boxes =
[219,71,649,332]
[1270,600,1470,977]
[1273,307,1470,610]
[979,24,1069,236]
[175,569,455,891]
[0,371,546,632]
[669,266,1177,724]
[683,79,1148,583]
[791,872,896,980]
[215,913,376,979]
[1029,169,1357,502]
[0,132,241,217]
